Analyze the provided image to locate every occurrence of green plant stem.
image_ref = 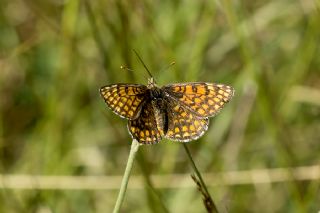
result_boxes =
[113,139,140,213]
[183,144,219,213]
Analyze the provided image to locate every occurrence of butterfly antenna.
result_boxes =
[120,65,148,81]
[120,65,135,72]
[160,61,176,73]
[133,49,155,82]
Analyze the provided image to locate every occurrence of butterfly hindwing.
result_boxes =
[165,97,209,142]
[128,102,164,144]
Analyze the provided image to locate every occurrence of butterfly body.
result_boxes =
[100,79,234,144]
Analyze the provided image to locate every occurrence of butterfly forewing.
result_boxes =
[165,97,209,142]
[128,102,164,144]
[163,83,234,118]
[100,84,147,120]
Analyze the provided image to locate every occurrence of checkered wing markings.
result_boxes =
[163,83,234,118]
[100,84,147,120]
[128,102,163,144]
[165,97,209,142]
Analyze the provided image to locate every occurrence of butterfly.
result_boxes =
[100,78,234,144]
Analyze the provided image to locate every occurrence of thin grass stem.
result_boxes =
[183,144,219,213]
[113,139,140,213]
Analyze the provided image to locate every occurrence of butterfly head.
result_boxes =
[147,77,157,89]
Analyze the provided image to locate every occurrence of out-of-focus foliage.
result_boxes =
[0,0,319,212]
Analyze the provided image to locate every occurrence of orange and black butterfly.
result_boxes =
[100,77,234,144]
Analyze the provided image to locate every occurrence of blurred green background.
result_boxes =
[1,0,320,212]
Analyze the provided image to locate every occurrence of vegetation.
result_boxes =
[0,0,319,212]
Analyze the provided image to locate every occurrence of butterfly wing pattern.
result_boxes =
[100,81,234,144]
[100,84,147,120]
[165,97,209,142]
[162,83,234,118]
[127,102,164,144]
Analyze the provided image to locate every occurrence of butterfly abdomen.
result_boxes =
[148,87,169,136]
